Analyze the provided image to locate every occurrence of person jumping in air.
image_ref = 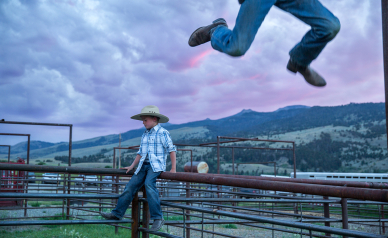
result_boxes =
[101,105,177,232]
[188,0,340,87]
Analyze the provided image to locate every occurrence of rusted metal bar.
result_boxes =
[383,204,386,234]
[23,170,28,217]
[141,186,150,238]
[232,147,235,175]
[0,164,134,176]
[202,202,328,220]
[217,136,220,174]
[115,176,121,235]
[185,182,191,238]
[113,149,116,169]
[292,142,296,178]
[341,198,349,238]
[67,174,71,219]
[159,172,388,202]
[323,196,331,237]
[2,164,388,202]
[131,191,140,238]
[1,194,340,204]
[69,125,72,166]
[0,120,72,127]
[27,135,30,164]
[202,173,388,189]
[382,0,388,152]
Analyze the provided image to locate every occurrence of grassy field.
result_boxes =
[0,224,134,238]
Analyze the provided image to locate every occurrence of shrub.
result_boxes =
[30,201,40,207]
[37,162,46,165]
[105,165,112,168]
[46,159,53,162]
[222,224,238,229]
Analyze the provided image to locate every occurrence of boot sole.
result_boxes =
[150,219,165,231]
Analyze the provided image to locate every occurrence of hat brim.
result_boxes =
[131,113,169,123]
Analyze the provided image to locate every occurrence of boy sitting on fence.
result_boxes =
[101,105,177,231]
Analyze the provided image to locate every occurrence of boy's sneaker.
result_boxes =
[150,219,165,231]
[188,18,227,47]
[101,212,120,220]
[287,59,326,87]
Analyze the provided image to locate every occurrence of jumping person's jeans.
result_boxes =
[211,0,341,67]
[112,162,163,220]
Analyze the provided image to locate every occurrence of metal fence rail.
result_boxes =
[1,164,387,238]
[1,164,388,202]
[162,201,385,238]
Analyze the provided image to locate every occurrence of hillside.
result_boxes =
[1,102,387,173]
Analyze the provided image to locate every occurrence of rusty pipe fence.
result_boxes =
[0,164,387,238]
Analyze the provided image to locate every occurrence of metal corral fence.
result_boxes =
[0,163,387,238]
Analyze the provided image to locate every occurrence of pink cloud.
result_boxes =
[189,49,213,68]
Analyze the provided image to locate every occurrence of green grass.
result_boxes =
[0,224,133,238]
[221,224,238,229]
[0,212,133,238]
[165,215,183,221]
[29,201,65,207]
[30,201,41,207]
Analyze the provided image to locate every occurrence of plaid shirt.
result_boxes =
[135,124,176,175]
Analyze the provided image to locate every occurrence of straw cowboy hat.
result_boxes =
[131,105,169,123]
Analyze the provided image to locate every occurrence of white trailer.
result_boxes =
[290,172,388,183]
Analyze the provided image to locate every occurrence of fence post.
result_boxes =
[323,196,331,237]
[341,198,349,238]
[382,204,385,234]
[186,182,191,238]
[131,191,140,238]
[66,174,71,220]
[115,176,120,235]
[24,170,28,217]
[141,186,150,238]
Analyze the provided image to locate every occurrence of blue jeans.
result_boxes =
[112,163,163,220]
[211,0,340,67]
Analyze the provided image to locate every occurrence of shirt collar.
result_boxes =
[146,124,161,133]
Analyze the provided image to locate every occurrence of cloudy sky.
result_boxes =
[0,0,385,145]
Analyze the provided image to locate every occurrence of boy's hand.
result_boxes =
[169,168,176,173]
[121,165,134,174]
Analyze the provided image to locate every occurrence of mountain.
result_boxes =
[275,105,310,112]
[0,141,57,154]
[1,102,386,173]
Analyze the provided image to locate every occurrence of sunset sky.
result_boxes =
[0,0,385,145]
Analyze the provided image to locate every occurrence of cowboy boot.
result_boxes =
[101,212,120,220]
[287,59,327,87]
[150,219,165,231]
[188,18,228,47]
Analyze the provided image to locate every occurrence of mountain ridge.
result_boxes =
[1,102,386,172]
